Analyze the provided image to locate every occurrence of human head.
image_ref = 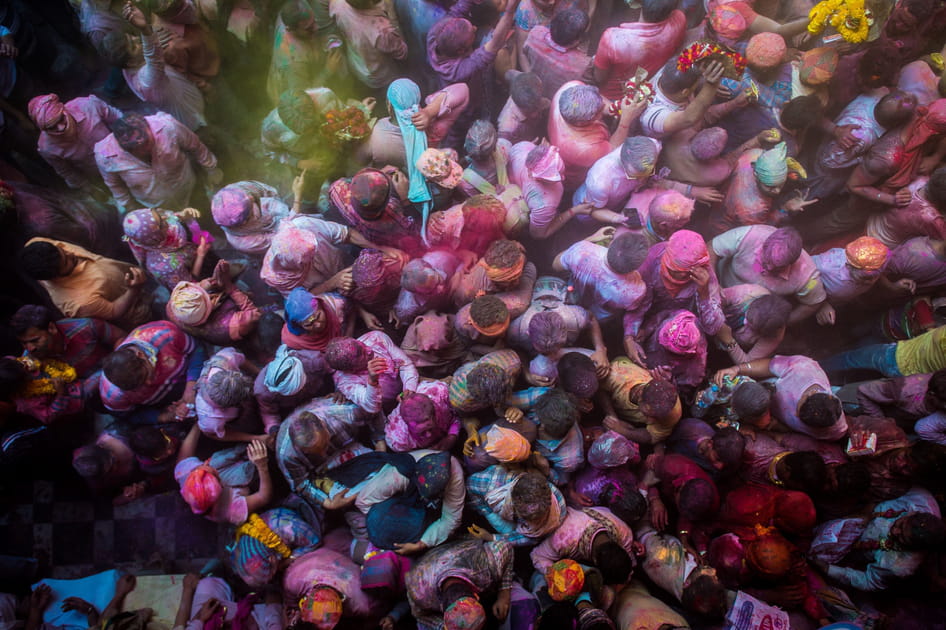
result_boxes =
[661,230,710,287]
[17,240,70,280]
[760,227,803,272]
[325,337,369,372]
[606,231,650,274]
[510,72,549,114]
[28,94,72,134]
[745,294,791,337]
[588,431,640,468]
[708,4,747,40]
[798,392,842,428]
[891,512,946,550]
[529,311,567,354]
[350,169,391,219]
[464,120,498,163]
[211,184,258,228]
[168,282,212,327]
[886,0,934,34]
[857,46,900,89]
[773,490,817,535]
[230,533,280,587]
[745,33,786,72]
[433,17,477,59]
[280,1,317,37]
[845,236,889,273]
[205,369,252,407]
[690,127,728,161]
[129,425,175,460]
[10,305,58,357]
[559,84,603,126]
[72,444,113,481]
[285,288,328,336]
[469,295,510,337]
[278,89,319,136]
[482,240,527,285]
[648,190,694,237]
[352,248,392,296]
[830,461,870,498]
[677,478,719,521]
[512,471,552,522]
[657,311,702,356]
[708,427,746,471]
[798,47,839,87]
[289,411,329,457]
[752,142,788,195]
[264,345,307,396]
[746,533,792,580]
[550,8,588,47]
[181,465,223,514]
[299,585,344,630]
[534,389,579,440]
[401,258,443,294]
[547,559,585,601]
[398,391,438,444]
[731,381,772,426]
[467,363,512,406]
[416,148,463,189]
[641,0,678,22]
[557,352,599,398]
[620,136,659,180]
[780,95,823,133]
[103,347,152,391]
[657,57,700,96]
[483,425,531,463]
[525,143,564,182]
[639,379,679,418]
[681,572,726,621]
[781,451,827,493]
[113,113,153,156]
[592,541,632,585]
[875,90,919,129]
[442,594,485,630]
[604,482,648,524]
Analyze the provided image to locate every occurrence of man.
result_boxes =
[530,505,635,580]
[267,1,346,104]
[16,238,151,328]
[573,136,660,213]
[10,304,125,379]
[329,0,407,90]
[857,369,946,422]
[94,112,219,213]
[466,468,566,546]
[325,332,419,415]
[28,93,121,191]
[521,9,592,100]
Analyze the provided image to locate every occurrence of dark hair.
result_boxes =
[681,573,726,620]
[780,95,823,132]
[99,31,131,67]
[10,305,54,336]
[604,483,648,524]
[469,295,508,329]
[641,0,678,23]
[875,91,917,129]
[112,114,149,150]
[129,426,170,459]
[731,381,771,420]
[278,89,319,136]
[783,451,827,493]
[17,241,64,280]
[289,411,324,449]
[607,232,650,274]
[511,471,552,520]
[550,8,589,46]
[899,513,946,550]
[0,357,27,399]
[534,389,579,439]
[640,379,679,417]
[658,57,701,94]
[73,445,111,480]
[467,363,511,406]
[280,1,314,28]
[677,478,718,521]
[902,0,935,18]
[857,46,900,89]
[325,337,368,372]
[484,239,524,269]
[745,294,791,337]
[833,461,870,495]
[712,427,745,469]
[929,369,946,401]
[510,72,546,111]
[592,540,632,584]
[928,167,946,207]
[558,352,599,398]
[798,392,842,428]
[529,311,567,354]
[103,347,151,391]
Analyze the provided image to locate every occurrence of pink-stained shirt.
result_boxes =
[94,112,217,212]
[283,548,385,620]
[123,32,206,130]
[530,506,635,573]
[523,26,592,100]
[573,141,659,210]
[195,348,246,439]
[593,11,688,101]
[813,248,882,305]
[37,95,122,189]
[559,240,648,321]
[497,98,543,145]
[453,261,538,318]
[883,236,946,293]
[769,355,848,440]
[715,149,776,228]
[506,141,565,235]
[866,177,946,247]
[333,330,419,414]
[260,215,350,296]
[330,0,407,89]
[548,81,613,188]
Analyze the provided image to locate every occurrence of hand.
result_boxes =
[362,97,377,113]
[526,371,554,387]
[331,267,355,294]
[618,94,648,125]
[566,484,593,508]
[367,356,389,379]
[691,186,724,203]
[503,407,524,424]
[50,377,67,396]
[462,422,481,457]
[624,337,647,366]
[178,208,201,221]
[155,26,174,49]
[206,168,223,187]
[411,107,432,130]
[322,489,357,510]
[379,616,395,630]
[603,415,627,435]
[116,574,137,596]
[125,266,147,287]
[713,366,740,386]
[30,584,53,612]
[715,84,734,99]
[701,60,725,85]
[196,235,212,258]
[816,303,836,326]
[467,524,494,541]
[588,225,616,245]
[361,310,384,331]
[211,259,232,290]
[571,202,595,216]
[122,1,150,31]
[919,154,941,175]
[492,589,511,622]
[590,350,610,379]
[688,265,710,288]
[385,167,409,200]
[292,169,307,201]
[388,309,402,328]
[894,187,913,207]
[650,497,669,531]
[195,599,223,623]
[894,278,916,294]
[0,37,18,59]
[393,541,427,555]
[649,365,672,381]
[532,451,551,477]
[784,191,819,213]
[330,391,349,404]
[834,124,861,151]
[757,128,781,147]
[62,598,96,616]
[246,440,269,466]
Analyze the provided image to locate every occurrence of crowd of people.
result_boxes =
[3,0,946,627]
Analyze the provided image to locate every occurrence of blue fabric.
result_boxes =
[386,79,432,238]
[285,287,317,336]
[35,570,120,630]
[820,343,902,377]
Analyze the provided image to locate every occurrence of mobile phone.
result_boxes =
[624,208,643,229]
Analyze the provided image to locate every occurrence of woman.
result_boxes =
[122,208,213,290]
[211,180,291,257]
[282,286,351,352]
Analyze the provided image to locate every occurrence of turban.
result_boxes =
[845,236,889,271]
[28,94,65,130]
[285,287,321,336]
[709,4,748,40]
[299,586,343,630]
[588,430,640,468]
[168,281,212,326]
[799,47,839,86]
[745,33,786,70]
[648,190,694,228]
[746,530,793,579]
[264,345,305,396]
[480,254,526,285]
[414,451,452,502]
[417,148,464,189]
[123,208,167,248]
[760,227,803,271]
[658,311,702,355]
[211,185,255,227]
[690,127,728,160]
[752,142,788,187]
[547,559,585,601]
[659,230,709,296]
[620,136,660,178]
[181,465,222,514]
[484,425,531,463]
[529,145,564,182]
[360,550,413,594]
[774,490,817,535]
[230,532,280,587]
[387,78,432,233]
[366,495,427,550]
[444,596,485,630]
[559,84,603,126]
[350,169,390,217]
[352,248,388,290]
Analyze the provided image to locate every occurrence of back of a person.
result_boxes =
[524,25,591,99]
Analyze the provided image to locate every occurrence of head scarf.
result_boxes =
[588,430,639,468]
[484,425,531,462]
[845,236,889,271]
[417,148,464,188]
[211,185,255,227]
[799,47,839,86]
[168,281,212,326]
[299,586,343,630]
[658,311,702,355]
[444,596,485,630]
[547,559,585,601]
[366,496,427,550]
[28,94,66,130]
[387,79,432,237]
[123,209,188,250]
[659,230,710,297]
[774,490,817,535]
[887,99,946,189]
[181,464,222,514]
[264,345,306,396]
[285,287,322,336]
[414,451,452,502]
[752,142,788,187]
[690,127,728,160]
[230,532,280,587]
[709,4,748,40]
[648,190,694,231]
[760,227,803,271]
[350,169,390,217]
[529,145,564,182]
[745,33,786,70]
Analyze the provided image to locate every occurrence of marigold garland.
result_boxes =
[235,513,292,558]
[676,40,747,79]
[607,77,655,116]
[16,357,77,398]
[807,0,872,43]
[321,106,372,149]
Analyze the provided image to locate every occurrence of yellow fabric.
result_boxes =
[235,513,292,558]
[603,357,681,441]
[895,326,946,376]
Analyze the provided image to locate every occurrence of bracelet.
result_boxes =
[743,362,751,372]
[678,530,690,536]
[724,340,737,350]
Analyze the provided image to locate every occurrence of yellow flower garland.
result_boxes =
[808,0,869,43]
[17,358,77,398]
[235,513,292,558]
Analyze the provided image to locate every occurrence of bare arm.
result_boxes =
[177,423,201,465]
[244,441,273,513]
[658,61,726,137]
[484,0,523,55]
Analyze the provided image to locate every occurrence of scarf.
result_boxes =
[387,79,432,238]
[887,99,946,189]
[657,311,702,355]
[264,345,306,396]
[479,255,526,285]
[659,230,709,297]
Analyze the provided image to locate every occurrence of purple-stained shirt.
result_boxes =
[769,355,848,440]
[426,18,496,88]
[866,177,946,248]
[530,507,634,573]
[394,250,463,322]
[497,98,543,144]
[886,236,946,292]
[523,25,592,100]
[558,241,648,322]
[284,549,385,619]
[333,330,420,414]
[715,149,776,228]
[813,248,881,305]
[385,379,460,451]
[573,141,659,210]
[856,373,932,420]
[37,95,122,189]
[506,141,564,235]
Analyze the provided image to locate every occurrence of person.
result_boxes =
[866,167,946,248]
[573,135,661,214]
[325,331,419,415]
[530,506,635,581]
[28,93,122,192]
[329,0,407,90]
[281,287,352,351]
[812,236,890,325]
[384,382,460,451]
[255,345,333,429]
[210,180,292,257]
[122,208,211,290]
[94,112,220,214]
[266,1,346,104]
[228,506,322,588]
[0,356,86,425]
[466,468,567,546]
[194,347,269,442]
[822,323,946,378]
[715,287,791,363]
[521,9,592,100]
[856,369,946,423]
